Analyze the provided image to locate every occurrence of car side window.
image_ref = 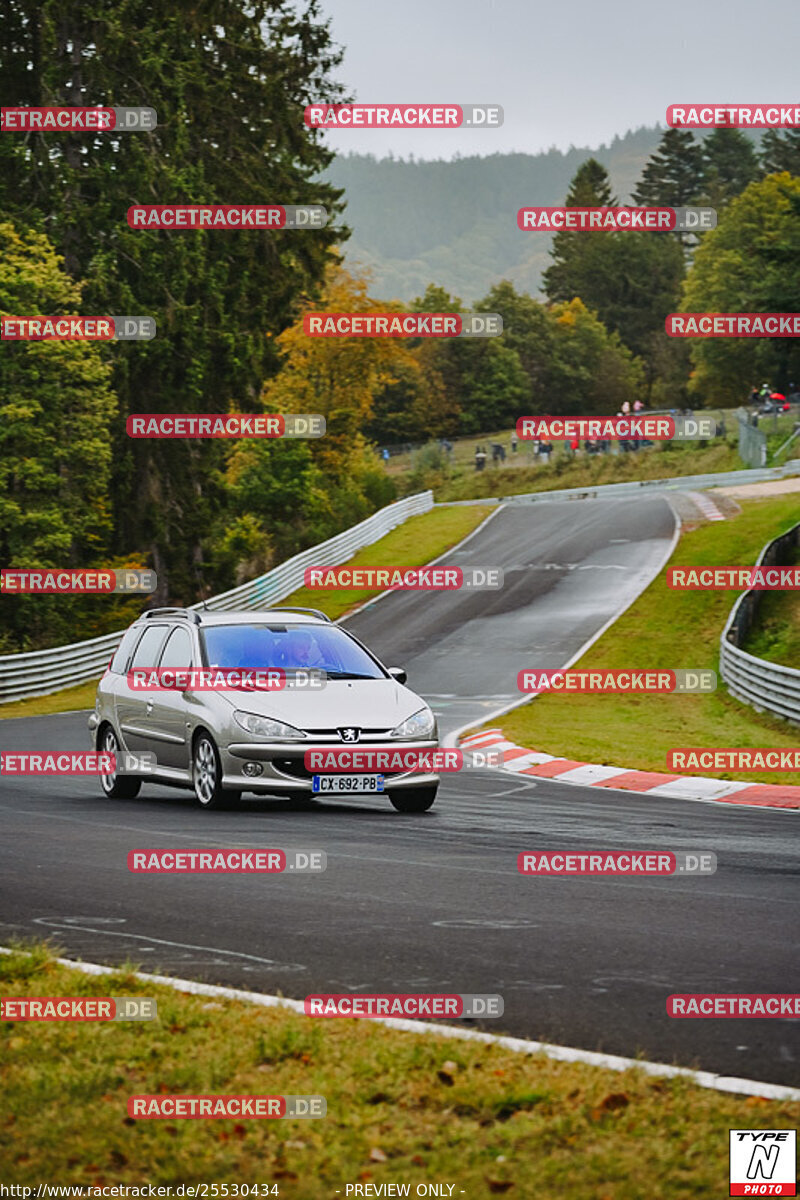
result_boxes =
[129,625,169,671]
[109,625,142,674]
[158,626,194,670]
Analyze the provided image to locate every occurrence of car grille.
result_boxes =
[303,727,393,739]
[272,757,406,781]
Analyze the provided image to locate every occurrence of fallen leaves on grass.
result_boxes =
[590,1092,630,1120]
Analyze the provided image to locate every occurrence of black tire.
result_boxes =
[389,785,437,813]
[98,725,141,799]
[192,731,240,810]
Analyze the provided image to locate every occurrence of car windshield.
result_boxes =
[200,623,385,679]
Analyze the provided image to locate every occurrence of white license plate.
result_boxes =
[312,774,384,794]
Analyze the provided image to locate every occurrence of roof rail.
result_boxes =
[142,607,202,624]
[264,606,332,623]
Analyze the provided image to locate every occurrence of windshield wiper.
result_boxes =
[322,670,378,679]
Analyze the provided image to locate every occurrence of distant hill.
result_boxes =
[323,126,686,303]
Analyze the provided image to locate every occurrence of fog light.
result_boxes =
[242,762,264,777]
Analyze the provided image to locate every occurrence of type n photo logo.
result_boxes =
[729,1130,796,1196]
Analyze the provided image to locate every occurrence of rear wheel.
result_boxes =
[192,732,240,810]
[389,785,437,813]
[98,726,141,799]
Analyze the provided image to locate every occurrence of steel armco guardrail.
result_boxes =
[0,491,433,704]
[720,520,800,726]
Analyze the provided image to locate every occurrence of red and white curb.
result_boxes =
[461,730,800,810]
[1,948,797,1102]
[686,490,726,522]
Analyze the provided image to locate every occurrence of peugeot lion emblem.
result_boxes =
[338,727,360,743]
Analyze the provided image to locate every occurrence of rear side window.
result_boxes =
[158,625,194,670]
[129,625,169,671]
[109,625,142,674]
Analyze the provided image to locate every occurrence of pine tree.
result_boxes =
[633,129,704,206]
[0,0,348,601]
[761,128,800,176]
[543,159,617,302]
[700,128,759,205]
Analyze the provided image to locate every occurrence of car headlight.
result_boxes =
[233,711,306,740]
[390,706,436,739]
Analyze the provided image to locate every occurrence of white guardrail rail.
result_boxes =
[719,520,800,726]
[0,491,434,704]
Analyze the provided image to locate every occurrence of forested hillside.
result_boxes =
[327,127,665,301]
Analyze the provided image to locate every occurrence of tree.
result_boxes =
[761,129,800,176]
[632,128,705,206]
[476,281,554,403]
[546,299,644,414]
[543,159,617,303]
[700,129,759,207]
[0,0,348,601]
[681,173,800,403]
[544,158,686,393]
[0,221,116,649]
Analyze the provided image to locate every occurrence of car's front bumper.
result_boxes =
[220,738,441,793]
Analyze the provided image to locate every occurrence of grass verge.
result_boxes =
[0,505,492,721]
[486,496,800,785]
[1,944,798,1194]
[424,440,743,503]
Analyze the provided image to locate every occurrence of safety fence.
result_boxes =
[720,520,800,726]
[0,491,433,704]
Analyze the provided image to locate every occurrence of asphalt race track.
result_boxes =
[2,497,798,1086]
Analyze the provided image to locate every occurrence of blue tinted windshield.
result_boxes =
[201,623,385,678]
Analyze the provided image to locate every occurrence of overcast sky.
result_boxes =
[310,0,799,159]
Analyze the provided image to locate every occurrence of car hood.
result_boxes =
[216,678,427,731]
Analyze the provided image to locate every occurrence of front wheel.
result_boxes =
[389,785,437,813]
[98,726,141,799]
[192,732,239,810]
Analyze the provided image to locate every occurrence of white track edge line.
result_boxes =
[1,947,798,1102]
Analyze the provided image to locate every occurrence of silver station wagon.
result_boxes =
[88,607,439,812]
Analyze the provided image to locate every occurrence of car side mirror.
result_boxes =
[388,667,407,685]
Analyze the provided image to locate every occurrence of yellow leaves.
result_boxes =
[259,265,419,427]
